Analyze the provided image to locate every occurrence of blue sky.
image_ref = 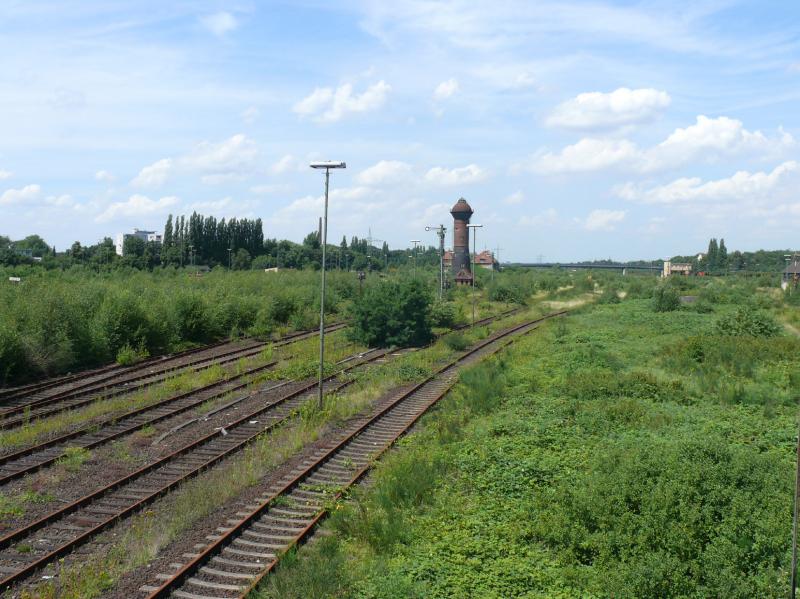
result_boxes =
[1,0,799,261]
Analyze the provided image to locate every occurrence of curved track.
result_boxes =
[142,311,565,598]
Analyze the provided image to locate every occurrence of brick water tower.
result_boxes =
[450,197,474,285]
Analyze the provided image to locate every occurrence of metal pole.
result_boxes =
[318,168,330,410]
[792,415,800,599]
[472,227,477,327]
[439,226,445,299]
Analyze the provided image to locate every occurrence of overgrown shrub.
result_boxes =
[487,281,528,304]
[430,301,458,328]
[443,332,469,351]
[534,436,790,598]
[349,279,433,347]
[0,325,25,382]
[715,306,781,337]
[116,343,150,366]
[598,286,620,304]
[652,285,681,312]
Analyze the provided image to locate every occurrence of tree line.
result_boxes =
[0,212,446,272]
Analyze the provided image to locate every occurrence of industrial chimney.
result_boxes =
[450,197,474,284]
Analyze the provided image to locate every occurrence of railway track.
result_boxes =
[0,306,528,593]
[141,310,565,599]
[0,323,348,431]
[0,346,395,592]
[0,339,234,403]
[0,307,521,487]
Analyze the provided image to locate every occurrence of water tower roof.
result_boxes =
[450,197,474,215]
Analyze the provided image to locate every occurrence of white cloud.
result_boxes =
[183,134,258,183]
[0,169,12,180]
[546,87,670,130]
[293,81,391,123]
[0,184,41,205]
[532,138,640,174]
[46,194,74,207]
[200,12,238,37]
[520,208,558,226]
[582,209,626,231]
[644,115,794,170]
[433,78,460,101]
[425,164,488,185]
[95,194,179,223]
[94,170,115,183]
[250,183,291,195]
[241,106,259,125]
[271,154,296,174]
[131,158,173,188]
[356,160,413,185]
[530,115,794,174]
[617,160,800,205]
[504,190,524,205]
[130,134,260,188]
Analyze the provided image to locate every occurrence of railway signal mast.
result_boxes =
[425,224,447,299]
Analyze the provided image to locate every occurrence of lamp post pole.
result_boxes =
[228,247,233,270]
[411,240,421,279]
[310,161,346,410]
[467,224,482,327]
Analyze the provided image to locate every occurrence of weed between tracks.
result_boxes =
[0,332,353,452]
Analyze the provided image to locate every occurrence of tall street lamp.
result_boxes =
[467,224,483,327]
[228,247,233,270]
[410,240,421,278]
[310,160,346,409]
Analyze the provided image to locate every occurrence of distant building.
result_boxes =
[115,229,162,256]
[443,249,495,270]
[662,260,692,277]
[474,250,496,270]
[783,260,800,289]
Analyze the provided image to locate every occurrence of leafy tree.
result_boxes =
[718,238,728,272]
[15,235,50,256]
[350,279,433,347]
[232,248,251,270]
[706,238,719,272]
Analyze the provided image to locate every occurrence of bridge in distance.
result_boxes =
[506,262,662,273]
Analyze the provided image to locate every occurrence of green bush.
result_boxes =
[652,285,681,312]
[487,281,528,304]
[172,292,213,342]
[0,324,25,382]
[349,279,433,347]
[534,436,790,598]
[116,343,150,366]
[442,332,469,351]
[598,286,620,304]
[715,306,781,337]
[429,301,458,328]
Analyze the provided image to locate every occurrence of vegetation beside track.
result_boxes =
[259,275,799,598]
[0,269,357,385]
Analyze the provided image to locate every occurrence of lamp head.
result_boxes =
[310,161,346,169]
